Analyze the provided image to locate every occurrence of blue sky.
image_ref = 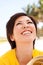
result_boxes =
[0,0,39,37]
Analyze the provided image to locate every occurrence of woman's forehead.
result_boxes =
[15,16,33,22]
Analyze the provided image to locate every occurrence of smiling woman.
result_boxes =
[0,12,37,65]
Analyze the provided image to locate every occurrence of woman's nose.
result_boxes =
[22,23,29,28]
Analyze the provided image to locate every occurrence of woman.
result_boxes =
[0,12,37,65]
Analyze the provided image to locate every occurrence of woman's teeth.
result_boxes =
[22,31,32,35]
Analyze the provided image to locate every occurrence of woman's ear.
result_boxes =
[10,35,15,41]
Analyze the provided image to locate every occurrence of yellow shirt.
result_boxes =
[33,49,43,58]
[0,49,19,65]
[0,49,43,65]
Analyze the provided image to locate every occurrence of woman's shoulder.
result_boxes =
[0,48,16,65]
[0,48,19,65]
[1,48,16,59]
[33,49,43,58]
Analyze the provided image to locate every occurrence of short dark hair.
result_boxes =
[6,12,37,49]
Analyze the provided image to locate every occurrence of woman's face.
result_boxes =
[11,16,36,43]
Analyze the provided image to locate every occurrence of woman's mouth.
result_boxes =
[21,30,32,35]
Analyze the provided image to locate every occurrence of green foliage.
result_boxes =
[23,0,43,21]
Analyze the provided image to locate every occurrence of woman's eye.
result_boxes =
[27,22,33,24]
[16,23,22,26]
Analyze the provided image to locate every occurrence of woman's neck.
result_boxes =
[16,42,33,65]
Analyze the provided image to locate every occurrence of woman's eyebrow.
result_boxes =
[18,21,22,22]
[26,20,29,21]
[26,19,32,22]
[16,21,22,24]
